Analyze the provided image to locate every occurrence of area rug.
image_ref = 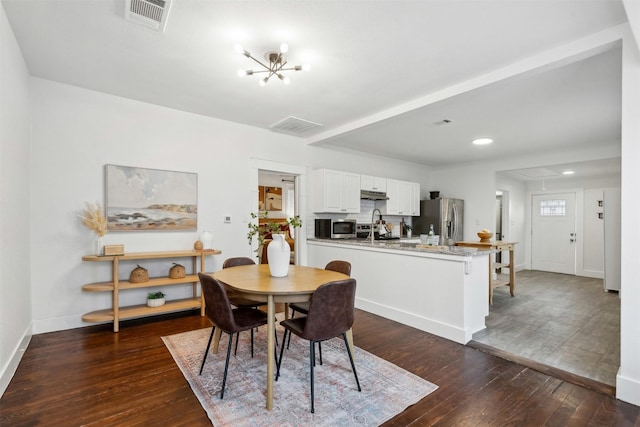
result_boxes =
[162,323,438,426]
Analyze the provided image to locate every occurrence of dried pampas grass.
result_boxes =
[78,202,107,237]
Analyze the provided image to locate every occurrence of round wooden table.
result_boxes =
[212,264,351,410]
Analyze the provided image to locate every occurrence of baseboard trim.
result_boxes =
[355,297,476,345]
[467,340,616,397]
[616,369,640,406]
[0,324,32,398]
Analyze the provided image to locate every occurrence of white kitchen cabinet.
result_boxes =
[313,169,361,213]
[384,179,420,215]
[361,175,387,192]
[410,181,420,215]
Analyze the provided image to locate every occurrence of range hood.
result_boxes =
[360,190,389,200]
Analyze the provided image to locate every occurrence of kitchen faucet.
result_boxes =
[370,208,382,243]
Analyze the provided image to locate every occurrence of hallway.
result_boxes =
[472,270,619,386]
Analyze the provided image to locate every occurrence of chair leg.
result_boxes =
[342,333,361,392]
[286,309,295,349]
[220,333,234,399]
[310,340,315,413]
[199,326,216,375]
[318,341,323,366]
[276,329,288,381]
[234,332,240,355]
[250,328,254,358]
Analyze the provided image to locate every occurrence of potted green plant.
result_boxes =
[147,291,166,308]
[246,211,302,260]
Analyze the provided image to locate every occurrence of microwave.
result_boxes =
[315,218,357,239]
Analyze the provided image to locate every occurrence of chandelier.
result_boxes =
[235,43,310,86]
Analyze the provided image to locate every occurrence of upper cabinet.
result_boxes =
[313,169,361,213]
[360,175,387,192]
[384,179,420,216]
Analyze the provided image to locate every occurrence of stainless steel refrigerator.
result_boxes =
[412,198,464,245]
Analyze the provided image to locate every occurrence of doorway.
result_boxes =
[531,192,577,275]
[251,159,307,265]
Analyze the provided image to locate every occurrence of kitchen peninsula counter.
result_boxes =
[308,238,490,344]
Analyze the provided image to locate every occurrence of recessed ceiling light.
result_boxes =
[472,138,493,145]
[562,170,575,175]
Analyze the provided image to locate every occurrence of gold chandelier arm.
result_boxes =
[247,54,271,72]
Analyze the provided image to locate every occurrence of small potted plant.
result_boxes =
[405,224,413,239]
[147,291,166,308]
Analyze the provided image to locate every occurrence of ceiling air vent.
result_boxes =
[270,116,324,135]
[125,0,172,32]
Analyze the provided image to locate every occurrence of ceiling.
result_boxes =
[2,0,627,180]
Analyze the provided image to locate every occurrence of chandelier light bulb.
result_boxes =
[279,43,289,53]
[234,44,250,57]
[237,69,246,77]
[259,77,268,86]
[302,64,311,72]
[278,74,290,84]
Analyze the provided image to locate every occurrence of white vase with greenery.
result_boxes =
[246,211,302,263]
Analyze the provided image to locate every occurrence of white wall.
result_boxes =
[496,174,527,270]
[618,24,640,406]
[0,4,32,395]
[430,163,497,242]
[28,77,429,335]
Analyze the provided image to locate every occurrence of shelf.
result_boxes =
[82,275,202,292]
[82,249,221,262]
[81,248,220,331]
[81,298,202,322]
[492,262,510,269]
[492,279,510,288]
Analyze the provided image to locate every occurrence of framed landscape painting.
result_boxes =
[105,164,197,231]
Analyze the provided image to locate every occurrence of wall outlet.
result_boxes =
[224,215,232,223]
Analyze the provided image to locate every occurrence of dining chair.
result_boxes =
[197,273,269,399]
[276,278,361,413]
[222,257,270,354]
[287,260,351,355]
[288,260,351,318]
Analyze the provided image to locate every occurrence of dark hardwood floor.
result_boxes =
[1,309,639,426]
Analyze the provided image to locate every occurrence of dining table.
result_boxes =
[211,264,351,410]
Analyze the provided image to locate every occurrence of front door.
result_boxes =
[531,192,576,274]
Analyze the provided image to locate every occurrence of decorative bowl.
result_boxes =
[477,231,493,243]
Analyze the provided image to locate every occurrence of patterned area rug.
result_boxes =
[163,323,438,426]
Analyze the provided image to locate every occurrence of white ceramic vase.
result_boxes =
[267,234,290,277]
[200,230,213,249]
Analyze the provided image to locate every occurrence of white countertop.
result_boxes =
[308,238,487,258]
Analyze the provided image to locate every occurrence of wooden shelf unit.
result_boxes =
[81,249,221,332]
[456,241,517,305]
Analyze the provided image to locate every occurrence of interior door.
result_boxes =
[531,192,576,274]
